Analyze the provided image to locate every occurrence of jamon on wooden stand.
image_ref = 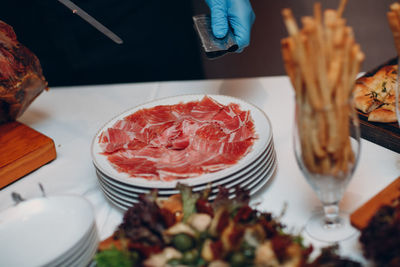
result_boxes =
[0,20,56,188]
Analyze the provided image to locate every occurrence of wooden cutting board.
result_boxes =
[350,176,400,230]
[358,112,400,153]
[0,121,57,189]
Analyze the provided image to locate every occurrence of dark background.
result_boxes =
[1,0,397,85]
[193,0,397,79]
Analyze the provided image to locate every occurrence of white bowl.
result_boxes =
[0,195,95,267]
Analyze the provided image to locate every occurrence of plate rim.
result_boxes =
[99,151,277,204]
[96,141,274,195]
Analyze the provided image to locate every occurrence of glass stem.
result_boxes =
[323,203,341,228]
[396,58,400,127]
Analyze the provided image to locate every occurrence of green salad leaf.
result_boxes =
[177,183,199,222]
[95,247,135,267]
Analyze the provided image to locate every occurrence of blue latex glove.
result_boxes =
[205,0,255,52]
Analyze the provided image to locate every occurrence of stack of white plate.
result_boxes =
[91,94,277,210]
[0,195,99,267]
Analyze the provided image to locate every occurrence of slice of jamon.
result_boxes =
[109,147,203,180]
[190,138,254,168]
[239,110,255,131]
[99,126,155,153]
[140,105,175,124]
[149,123,182,148]
[170,101,198,118]
[121,106,172,130]
[108,147,163,178]
[222,139,254,157]
[113,119,143,132]
[139,121,176,144]
[195,123,227,141]
[126,105,175,124]
[112,119,176,144]
[212,105,244,133]
[190,96,224,120]
[99,128,137,153]
[227,123,256,143]
[100,96,257,180]
[187,140,227,172]
[121,107,178,144]
[157,150,204,180]
[167,119,207,150]
[150,119,199,150]
[108,154,158,179]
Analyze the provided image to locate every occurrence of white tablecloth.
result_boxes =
[1,76,399,265]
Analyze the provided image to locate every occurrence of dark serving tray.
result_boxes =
[356,57,400,154]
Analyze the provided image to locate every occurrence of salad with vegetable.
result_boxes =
[95,185,360,267]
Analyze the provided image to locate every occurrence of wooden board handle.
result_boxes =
[350,176,400,230]
[0,121,57,189]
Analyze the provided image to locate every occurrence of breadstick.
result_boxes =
[281,37,304,104]
[316,111,328,150]
[338,27,353,106]
[326,106,340,154]
[315,21,330,105]
[310,114,327,158]
[282,9,322,110]
[320,156,331,174]
[349,44,364,92]
[280,2,363,176]
[302,16,325,102]
[387,11,400,56]
[340,137,351,174]
[337,0,348,18]
[298,103,318,172]
[314,2,322,25]
[324,9,338,62]
[281,38,297,88]
[282,8,300,36]
[389,2,400,54]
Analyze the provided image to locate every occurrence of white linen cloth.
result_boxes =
[0,76,399,265]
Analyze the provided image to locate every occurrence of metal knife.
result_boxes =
[57,0,123,44]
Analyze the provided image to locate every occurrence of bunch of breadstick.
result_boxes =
[387,2,400,56]
[281,1,365,176]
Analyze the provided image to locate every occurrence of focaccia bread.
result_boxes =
[353,64,398,123]
[368,94,397,123]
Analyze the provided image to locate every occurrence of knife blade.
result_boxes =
[57,0,123,44]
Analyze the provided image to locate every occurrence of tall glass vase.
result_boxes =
[396,57,400,127]
[293,100,361,242]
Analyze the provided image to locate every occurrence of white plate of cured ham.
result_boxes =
[96,138,275,196]
[96,137,274,194]
[91,94,273,190]
[96,151,277,209]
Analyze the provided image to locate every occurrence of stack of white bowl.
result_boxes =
[0,195,98,267]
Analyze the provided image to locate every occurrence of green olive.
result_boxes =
[167,258,182,266]
[198,231,209,241]
[182,249,199,264]
[130,251,140,264]
[172,234,194,252]
[230,252,246,267]
[243,247,255,258]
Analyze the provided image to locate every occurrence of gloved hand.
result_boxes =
[205,0,255,52]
